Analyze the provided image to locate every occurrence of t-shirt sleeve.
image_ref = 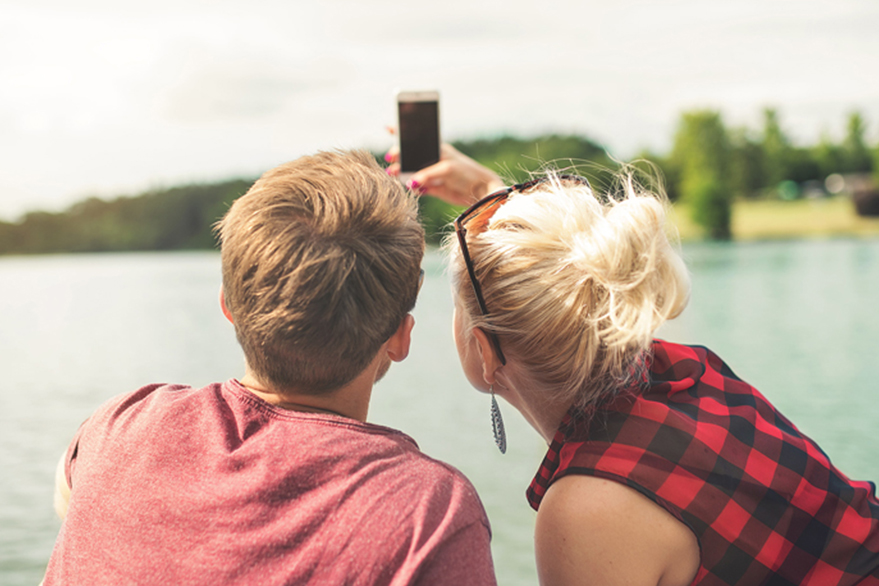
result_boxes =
[64,416,90,490]
[63,385,165,489]
[414,518,497,586]
[398,461,497,586]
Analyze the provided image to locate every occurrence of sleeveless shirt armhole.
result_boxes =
[549,466,703,556]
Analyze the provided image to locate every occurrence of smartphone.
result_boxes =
[396,90,440,183]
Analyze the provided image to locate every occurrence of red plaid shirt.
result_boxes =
[527,340,879,585]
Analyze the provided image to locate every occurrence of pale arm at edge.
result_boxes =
[53,450,71,520]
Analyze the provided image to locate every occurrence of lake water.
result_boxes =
[1,240,878,586]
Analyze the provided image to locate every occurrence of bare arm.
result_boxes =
[53,451,71,520]
[534,475,700,586]
[385,143,505,207]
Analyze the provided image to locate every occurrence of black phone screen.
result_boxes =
[398,100,440,173]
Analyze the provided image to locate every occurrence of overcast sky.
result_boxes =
[2,0,877,219]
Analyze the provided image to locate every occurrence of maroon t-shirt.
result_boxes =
[45,380,496,585]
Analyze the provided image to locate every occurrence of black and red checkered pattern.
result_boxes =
[527,340,879,585]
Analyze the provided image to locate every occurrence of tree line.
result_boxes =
[0,180,252,255]
[652,108,877,239]
[0,108,876,254]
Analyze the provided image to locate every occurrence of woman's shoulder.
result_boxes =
[535,474,700,586]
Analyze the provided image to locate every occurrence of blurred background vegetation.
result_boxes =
[1,107,878,255]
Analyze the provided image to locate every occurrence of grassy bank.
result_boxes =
[671,196,879,242]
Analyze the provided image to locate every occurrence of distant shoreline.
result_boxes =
[671,196,879,242]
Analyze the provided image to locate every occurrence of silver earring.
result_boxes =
[490,387,507,454]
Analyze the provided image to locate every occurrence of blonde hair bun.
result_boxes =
[449,171,690,408]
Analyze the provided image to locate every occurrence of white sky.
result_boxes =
[1,0,878,219]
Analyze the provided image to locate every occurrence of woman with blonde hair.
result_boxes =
[388,146,879,585]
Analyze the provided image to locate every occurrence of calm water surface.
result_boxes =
[1,240,878,586]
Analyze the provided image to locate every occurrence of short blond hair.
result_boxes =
[448,171,690,409]
[217,150,424,393]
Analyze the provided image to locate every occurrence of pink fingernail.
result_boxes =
[407,179,420,190]
[384,152,393,162]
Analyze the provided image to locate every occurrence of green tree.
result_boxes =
[786,147,822,184]
[761,108,794,187]
[813,132,844,180]
[873,143,879,188]
[670,110,733,239]
[840,111,872,174]
[452,134,612,183]
[728,127,765,198]
[0,179,252,255]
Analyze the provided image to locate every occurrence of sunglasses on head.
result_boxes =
[454,174,592,366]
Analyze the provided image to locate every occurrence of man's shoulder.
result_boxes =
[394,441,480,492]
[87,381,213,420]
[337,420,475,484]
[74,381,222,448]
[318,420,485,512]
[341,435,491,537]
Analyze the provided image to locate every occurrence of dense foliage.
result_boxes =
[0,110,876,254]
[638,108,876,237]
[669,111,734,239]
[0,180,252,255]
[0,135,611,253]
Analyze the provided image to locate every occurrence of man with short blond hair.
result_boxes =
[44,150,497,585]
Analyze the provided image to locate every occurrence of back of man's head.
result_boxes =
[217,150,425,394]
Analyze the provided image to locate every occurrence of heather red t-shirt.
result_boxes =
[44,380,496,585]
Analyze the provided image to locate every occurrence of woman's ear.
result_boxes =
[219,286,234,324]
[471,327,504,385]
[386,314,415,363]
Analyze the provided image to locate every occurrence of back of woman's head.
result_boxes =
[448,171,690,409]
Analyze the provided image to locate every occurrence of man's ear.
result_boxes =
[219,286,234,324]
[386,314,415,363]
[471,327,504,385]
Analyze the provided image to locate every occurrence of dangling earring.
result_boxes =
[490,386,507,454]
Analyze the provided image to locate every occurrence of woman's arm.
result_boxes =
[535,475,700,586]
[385,143,505,207]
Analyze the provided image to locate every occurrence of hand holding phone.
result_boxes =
[396,90,440,183]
